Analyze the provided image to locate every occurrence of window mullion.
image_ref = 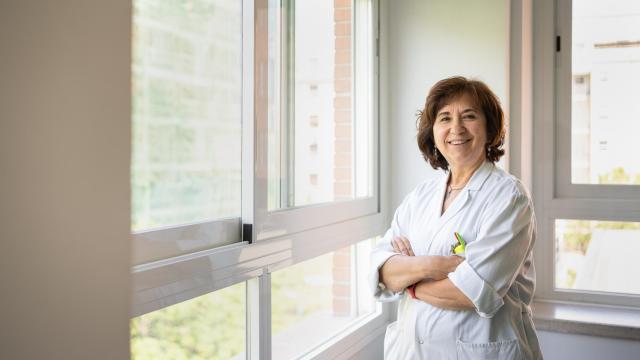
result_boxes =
[247,273,272,360]
[253,0,270,241]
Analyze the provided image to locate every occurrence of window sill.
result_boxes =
[532,300,640,341]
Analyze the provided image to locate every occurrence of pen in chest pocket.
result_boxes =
[451,231,466,255]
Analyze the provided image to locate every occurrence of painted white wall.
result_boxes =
[538,331,640,360]
[0,2,131,359]
[388,0,509,209]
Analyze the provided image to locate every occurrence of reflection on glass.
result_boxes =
[571,0,640,185]
[555,219,640,295]
[271,238,378,359]
[131,282,245,360]
[131,0,242,231]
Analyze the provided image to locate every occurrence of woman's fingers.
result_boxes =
[391,238,401,253]
[444,255,464,272]
[391,236,414,256]
[401,237,415,256]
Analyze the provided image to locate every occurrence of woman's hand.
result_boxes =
[391,236,415,256]
[426,255,464,280]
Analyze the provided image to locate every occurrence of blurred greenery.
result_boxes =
[561,219,640,255]
[598,167,640,185]
[131,283,245,360]
[566,268,577,288]
[561,220,592,255]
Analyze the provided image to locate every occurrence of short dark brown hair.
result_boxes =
[417,76,505,170]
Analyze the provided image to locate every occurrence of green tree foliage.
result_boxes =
[131,283,245,360]
[598,166,640,185]
[562,220,593,255]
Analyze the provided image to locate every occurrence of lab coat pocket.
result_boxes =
[456,338,524,360]
[383,321,413,359]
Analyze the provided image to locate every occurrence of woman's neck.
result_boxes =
[448,158,486,188]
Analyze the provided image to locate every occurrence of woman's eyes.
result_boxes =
[438,114,476,122]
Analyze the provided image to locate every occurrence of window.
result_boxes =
[265,0,376,217]
[555,219,640,295]
[271,239,379,359]
[131,0,243,264]
[131,0,386,359]
[532,0,640,308]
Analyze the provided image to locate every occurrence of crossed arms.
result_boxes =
[379,236,475,310]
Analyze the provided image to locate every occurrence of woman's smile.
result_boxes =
[447,138,471,145]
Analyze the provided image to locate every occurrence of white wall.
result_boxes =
[0,2,132,359]
[388,0,509,208]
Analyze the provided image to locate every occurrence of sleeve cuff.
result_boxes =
[369,251,403,302]
[448,260,504,318]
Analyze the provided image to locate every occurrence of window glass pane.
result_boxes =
[269,0,374,209]
[271,238,379,359]
[131,282,246,360]
[555,219,640,295]
[131,0,242,231]
[571,0,640,185]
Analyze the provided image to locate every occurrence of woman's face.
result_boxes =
[433,93,488,171]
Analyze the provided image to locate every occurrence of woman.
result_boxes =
[370,77,542,359]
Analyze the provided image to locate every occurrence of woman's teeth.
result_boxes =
[448,139,470,145]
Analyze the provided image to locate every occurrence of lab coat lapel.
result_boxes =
[434,161,494,234]
[437,188,470,227]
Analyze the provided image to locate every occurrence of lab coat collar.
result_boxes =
[456,160,494,192]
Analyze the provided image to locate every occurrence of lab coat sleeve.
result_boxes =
[369,189,415,302]
[448,186,535,318]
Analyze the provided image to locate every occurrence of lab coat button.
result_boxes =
[418,340,424,345]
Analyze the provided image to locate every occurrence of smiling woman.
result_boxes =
[371,77,542,359]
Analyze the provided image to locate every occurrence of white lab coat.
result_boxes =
[370,162,543,359]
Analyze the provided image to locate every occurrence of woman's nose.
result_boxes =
[451,117,466,133]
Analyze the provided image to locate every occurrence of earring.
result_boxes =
[434,146,439,160]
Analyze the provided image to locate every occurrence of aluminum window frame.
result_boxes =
[130,0,391,359]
